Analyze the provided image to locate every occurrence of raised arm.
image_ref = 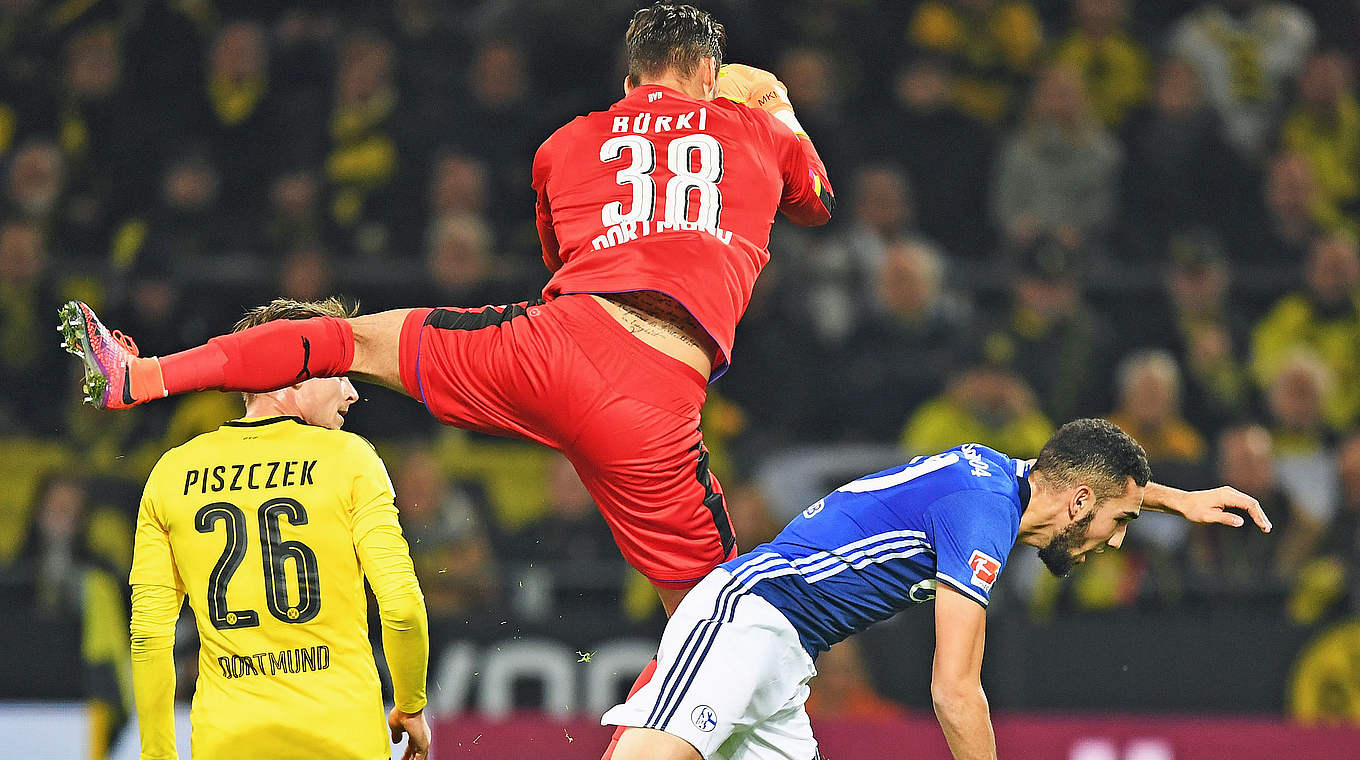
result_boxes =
[931,585,997,760]
[717,63,835,226]
[1141,481,1272,532]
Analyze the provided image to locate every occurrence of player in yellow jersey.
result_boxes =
[128,298,430,760]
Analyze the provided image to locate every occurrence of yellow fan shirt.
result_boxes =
[129,416,428,760]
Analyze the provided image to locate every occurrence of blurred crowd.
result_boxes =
[6,0,1360,739]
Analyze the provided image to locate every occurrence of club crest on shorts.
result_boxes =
[691,705,718,732]
[968,550,1001,592]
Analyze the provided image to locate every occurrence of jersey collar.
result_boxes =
[222,416,304,428]
[1015,459,1032,511]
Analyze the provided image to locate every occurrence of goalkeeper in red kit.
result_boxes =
[61,4,832,620]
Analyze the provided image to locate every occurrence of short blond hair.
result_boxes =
[233,297,358,404]
[232,296,357,333]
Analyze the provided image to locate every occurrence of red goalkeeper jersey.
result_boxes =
[532,84,834,376]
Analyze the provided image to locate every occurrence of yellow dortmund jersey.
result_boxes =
[130,416,427,760]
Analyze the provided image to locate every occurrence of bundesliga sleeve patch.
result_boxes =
[968,550,1001,592]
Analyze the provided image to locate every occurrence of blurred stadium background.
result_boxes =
[5,0,1360,757]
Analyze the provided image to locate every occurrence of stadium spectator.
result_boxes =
[1106,349,1208,470]
[1264,350,1340,535]
[900,363,1054,458]
[9,472,133,757]
[820,237,973,443]
[1233,150,1330,270]
[393,448,501,622]
[402,151,494,260]
[800,163,919,346]
[420,213,524,309]
[110,145,242,284]
[0,219,67,434]
[194,21,285,220]
[774,46,853,181]
[1152,229,1255,432]
[326,29,403,257]
[501,454,627,621]
[58,23,148,235]
[427,151,490,222]
[991,62,1123,253]
[1119,57,1244,262]
[866,54,995,257]
[1186,423,1308,603]
[448,38,546,240]
[978,235,1114,422]
[275,245,337,305]
[1280,50,1360,227]
[1053,0,1150,128]
[1251,232,1360,430]
[1298,432,1360,619]
[260,168,327,255]
[1168,0,1316,161]
[906,0,1045,124]
[3,137,65,233]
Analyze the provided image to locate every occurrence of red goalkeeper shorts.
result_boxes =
[398,294,737,586]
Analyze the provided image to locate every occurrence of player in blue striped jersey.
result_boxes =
[603,418,1271,760]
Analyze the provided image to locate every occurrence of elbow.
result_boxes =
[806,192,836,227]
[930,678,984,717]
[788,206,833,228]
[378,589,427,632]
[129,632,173,660]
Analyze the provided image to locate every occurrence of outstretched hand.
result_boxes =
[388,707,430,760]
[1170,485,1272,532]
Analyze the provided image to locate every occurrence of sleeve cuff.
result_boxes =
[936,572,989,607]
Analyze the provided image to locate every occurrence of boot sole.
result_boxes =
[58,301,110,408]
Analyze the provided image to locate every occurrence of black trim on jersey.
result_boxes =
[223,416,304,427]
[425,300,545,331]
[818,184,836,217]
[692,441,735,557]
[1017,471,1032,510]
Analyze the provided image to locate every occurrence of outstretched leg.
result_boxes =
[59,300,413,408]
[346,308,412,393]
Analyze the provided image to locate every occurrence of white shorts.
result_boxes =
[601,569,820,760]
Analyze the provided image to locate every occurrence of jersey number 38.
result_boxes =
[600,134,724,228]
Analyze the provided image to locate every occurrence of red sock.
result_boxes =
[600,657,659,760]
[157,317,354,394]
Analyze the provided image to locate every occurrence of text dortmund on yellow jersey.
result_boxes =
[130,416,427,760]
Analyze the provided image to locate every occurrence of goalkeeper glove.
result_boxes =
[717,63,809,137]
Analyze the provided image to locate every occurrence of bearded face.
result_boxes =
[1037,510,1096,577]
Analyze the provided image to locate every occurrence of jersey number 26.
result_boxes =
[196,498,321,630]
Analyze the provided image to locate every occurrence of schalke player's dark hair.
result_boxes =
[624,3,726,87]
[1033,418,1151,501]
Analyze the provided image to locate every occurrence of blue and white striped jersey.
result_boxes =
[720,444,1031,657]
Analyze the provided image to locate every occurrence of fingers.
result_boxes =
[1213,510,1245,528]
[1215,487,1270,532]
[1242,496,1272,533]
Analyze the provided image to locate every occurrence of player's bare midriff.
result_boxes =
[590,292,718,380]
